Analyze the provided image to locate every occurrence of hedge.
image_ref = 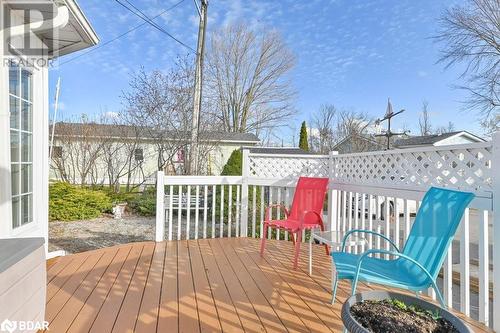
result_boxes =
[127,187,156,216]
[49,182,113,221]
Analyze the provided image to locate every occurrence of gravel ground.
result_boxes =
[49,214,235,254]
[49,215,156,254]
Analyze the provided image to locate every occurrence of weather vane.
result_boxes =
[375,98,408,150]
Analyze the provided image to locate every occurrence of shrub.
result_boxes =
[98,186,137,204]
[221,149,242,176]
[49,182,113,221]
[127,187,156,216]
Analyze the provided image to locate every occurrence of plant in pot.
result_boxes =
[341,290,473,333]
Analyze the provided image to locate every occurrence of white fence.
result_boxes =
[156,133,499,331]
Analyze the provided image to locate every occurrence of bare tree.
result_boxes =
[308,105,373,153]
[435,0,500,121]
[310,104,337,154]
[98,118,144,192]
[206,24,296,134]
[481,115,500,136]
[50,115,107,185]
[335,110,371,142]
[436,121,456,134]
[419,101,433,136]
[121,59,192,174]
[121,57,219,176]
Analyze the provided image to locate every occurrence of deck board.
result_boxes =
[156,241,178,332]
[112,242,155,333]
[88,243,143,333]
[248,238,343,332]
[66,246,131,333]
[189,240,223,332]
[177,240,202,333]
[211,240,285,332]
[197,239,249,332]
[47,248,118,332]
[135,242,165,333]
[44,238,493,333]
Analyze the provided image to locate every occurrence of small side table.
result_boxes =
[309,230,365,275]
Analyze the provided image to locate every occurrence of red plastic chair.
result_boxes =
[260,177,329,269]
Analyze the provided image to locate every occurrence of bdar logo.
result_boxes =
[0,319,16,333]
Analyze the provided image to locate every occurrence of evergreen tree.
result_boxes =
[299,121,309,151]
[221,149,242,175]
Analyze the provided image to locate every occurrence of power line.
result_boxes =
[192,0,201,17]
[58,0,187,66]
[115,0,196,53]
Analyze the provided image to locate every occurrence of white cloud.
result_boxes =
[51,101,65,111]
[104,111,120,120]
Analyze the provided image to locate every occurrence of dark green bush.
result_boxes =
[127,187,156,216]
[49,182,113,221]
[221,149,242,176]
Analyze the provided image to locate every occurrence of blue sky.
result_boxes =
[50,0,485,143]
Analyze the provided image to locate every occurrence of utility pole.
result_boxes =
[189,0,208,175]
[375,98,408,150]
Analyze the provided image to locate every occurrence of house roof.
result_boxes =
[51,122,260,143]
[332,133,385,151]
[247,147,317,155]
[394,131,485,147]
[56,0,100,55]
[5,0,99,58]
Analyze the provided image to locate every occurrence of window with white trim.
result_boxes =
[9,64,33,228]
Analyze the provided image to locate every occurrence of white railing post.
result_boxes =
[155,170,165,242]
[328,151,339,231]
[240,149,250,237]
[492,131,500,332]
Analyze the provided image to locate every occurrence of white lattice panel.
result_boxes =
[331,143,493,193]
[248,154,329,179]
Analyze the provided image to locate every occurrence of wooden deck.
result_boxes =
[44,238,492,333]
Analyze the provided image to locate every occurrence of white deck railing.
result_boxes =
[155,175,243,241]
[156,132,499,331]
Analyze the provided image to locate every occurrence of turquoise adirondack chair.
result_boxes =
[331,187,474,308]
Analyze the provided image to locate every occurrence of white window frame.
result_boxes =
[1,56,48,242]
[9,63,34,229]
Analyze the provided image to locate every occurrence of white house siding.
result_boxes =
[0,240,46,331]
[435,135,478,146]
[49,139,254,184]
[210,143,245,175]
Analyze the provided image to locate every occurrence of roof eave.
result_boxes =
[63,0,99,46]
[46,0,99,57]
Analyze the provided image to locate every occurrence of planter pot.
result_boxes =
[341,290,472,333]
[112,203,128,219]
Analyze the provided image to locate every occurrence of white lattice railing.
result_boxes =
[247,151,330,183]
[331,142,493,210]
[155,133,499,331]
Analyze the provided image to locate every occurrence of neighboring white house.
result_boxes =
[394,131,486,148]
[0,0,98,244]
[49,122,260,185]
